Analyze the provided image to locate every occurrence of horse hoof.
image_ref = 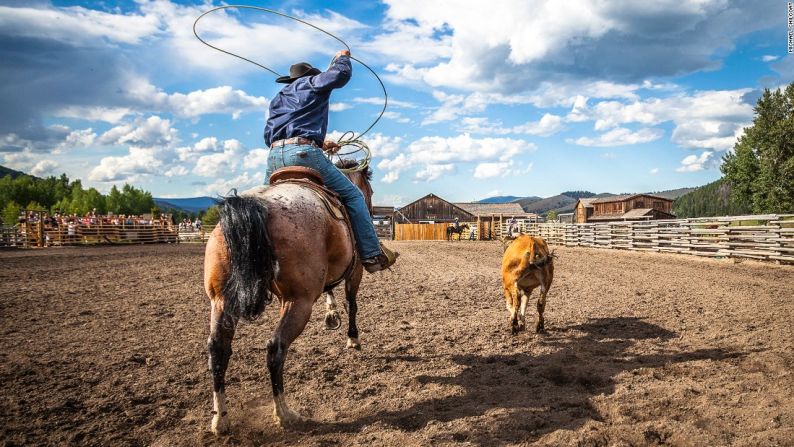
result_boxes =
[211,414,230,435]
[324,311,342,330]
[535,324,546,334]
[273,408,304,428]
[346,337,361,350]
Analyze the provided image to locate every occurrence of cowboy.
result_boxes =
[263,50,397,273]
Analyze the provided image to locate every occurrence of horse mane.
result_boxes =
[335,159,372,181]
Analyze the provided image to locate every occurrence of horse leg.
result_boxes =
[323,291,342,330]
[267,298,313,427]
[345,266,363,349]
[208,301,236,435]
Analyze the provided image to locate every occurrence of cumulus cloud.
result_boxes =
[88,147,162,182]
[98,116,177,149]
[473,160,533,179]
[193,139,244,177]
[243,148,270,170]
[196,171,264,196]
[676,151,714,172]
[376,134,534,182]
[568,127,663,147]
[377,0,777,92]
[30,160,59,177]
[329,103,352,112]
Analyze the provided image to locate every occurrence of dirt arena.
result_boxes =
[1,241,792,446]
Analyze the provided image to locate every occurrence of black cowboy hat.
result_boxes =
[275,62,322,83]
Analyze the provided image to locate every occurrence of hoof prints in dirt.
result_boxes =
[0,242,793,446]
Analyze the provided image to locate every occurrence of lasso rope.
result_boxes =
[193,5,386,173]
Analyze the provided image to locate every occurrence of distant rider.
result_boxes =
[263,50,397,273]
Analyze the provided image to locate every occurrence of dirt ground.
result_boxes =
[0,241,792,446]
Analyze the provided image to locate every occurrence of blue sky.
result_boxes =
[0,0,790,205]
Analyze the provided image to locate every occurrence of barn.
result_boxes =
[574,194,675,223]
[394,193,475,223]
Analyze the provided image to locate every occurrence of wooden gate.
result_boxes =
[394,223,450,241]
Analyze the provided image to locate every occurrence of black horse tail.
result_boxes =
[218,194,276,321]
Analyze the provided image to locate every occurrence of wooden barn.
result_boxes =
[394,193,475,223]
[575,194,675,223]
[453,202,529,218]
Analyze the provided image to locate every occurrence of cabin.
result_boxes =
[394,193,475,223]
[575,194,675,222]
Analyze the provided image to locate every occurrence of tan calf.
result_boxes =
[500,235,554,334]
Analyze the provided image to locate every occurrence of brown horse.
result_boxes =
[203,161,372,435]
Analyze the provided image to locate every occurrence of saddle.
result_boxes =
[269,167,345,220]
[267,166,357,290]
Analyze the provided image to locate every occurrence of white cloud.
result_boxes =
[193,139,244,177]
[243,148,270,170]
[377,134,534,182]
[474,160,533,179]
[353,97,417,109]
[2,151,36,171]
[0,5,160,45]
[98,116,177,149]
[327,131,404,158]
[381,111,411,123]
[88,147,161,182]
[762,55,779,62]
[649,167,659,175]
[568,127,663,147]
[54,128,96,154]
[30,160,59,177]
[376,0,776,92]
[512,114,564,136]
[414,164,454,182]
[676,151,714,172]
[196,171,264,196]
[329,103,352,112]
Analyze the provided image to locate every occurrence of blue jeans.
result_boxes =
[265,143,382,259]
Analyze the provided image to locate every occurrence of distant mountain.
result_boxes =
[648,187,697,200]
[560,190,596,200]
[0,164,35,179]
[672,179,750,218]
[154,196,217,213]
[477,195,538,204]
[515,194,578,214]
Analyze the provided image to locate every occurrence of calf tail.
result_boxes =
[218,194,276,321]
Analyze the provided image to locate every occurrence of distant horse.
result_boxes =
[203,160,372,434]
[446,223,470,241]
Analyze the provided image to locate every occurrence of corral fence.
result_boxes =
[394,214,794,263]
[5,220,181,248]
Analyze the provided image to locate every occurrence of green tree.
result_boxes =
[203,205,220,227]
[545,210,559,222]
[722,84,794,213]
[2,201,21,225]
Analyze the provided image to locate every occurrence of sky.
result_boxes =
[0,0,790,206]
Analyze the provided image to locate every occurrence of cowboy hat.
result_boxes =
[275,62,322,83]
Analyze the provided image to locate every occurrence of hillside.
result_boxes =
[0,164,35,180]
[650,187,697,200]
[154,197,217,213]
[672,179,751,218]
[477,195,532,204]
[515,194,577,214]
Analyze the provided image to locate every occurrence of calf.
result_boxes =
[500,235,554,334]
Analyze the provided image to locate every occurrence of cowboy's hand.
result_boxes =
[335,49,351,59]
[323,140,341,154]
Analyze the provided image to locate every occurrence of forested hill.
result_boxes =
[0,165,32,179]
[672,179,751,218]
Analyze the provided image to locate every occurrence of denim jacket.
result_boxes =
[263,55,352,147]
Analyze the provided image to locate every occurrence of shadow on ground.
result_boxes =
[298,317,742,445]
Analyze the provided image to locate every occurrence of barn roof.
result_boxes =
[398,193,475,218]
[454,202,527,216]
[591,193,672,204]
[577,198,597,208]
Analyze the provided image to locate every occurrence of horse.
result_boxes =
[203,160,372,435]
[446,223,470,241]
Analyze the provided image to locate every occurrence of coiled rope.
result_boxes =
[193,5,386,173]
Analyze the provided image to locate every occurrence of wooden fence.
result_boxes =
[394,223,452,241]
[10,221,179,247]
[516,214,794,263]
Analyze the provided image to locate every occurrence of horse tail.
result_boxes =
[218,194,276,321]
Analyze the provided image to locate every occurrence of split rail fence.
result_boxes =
[394,214,794,263]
